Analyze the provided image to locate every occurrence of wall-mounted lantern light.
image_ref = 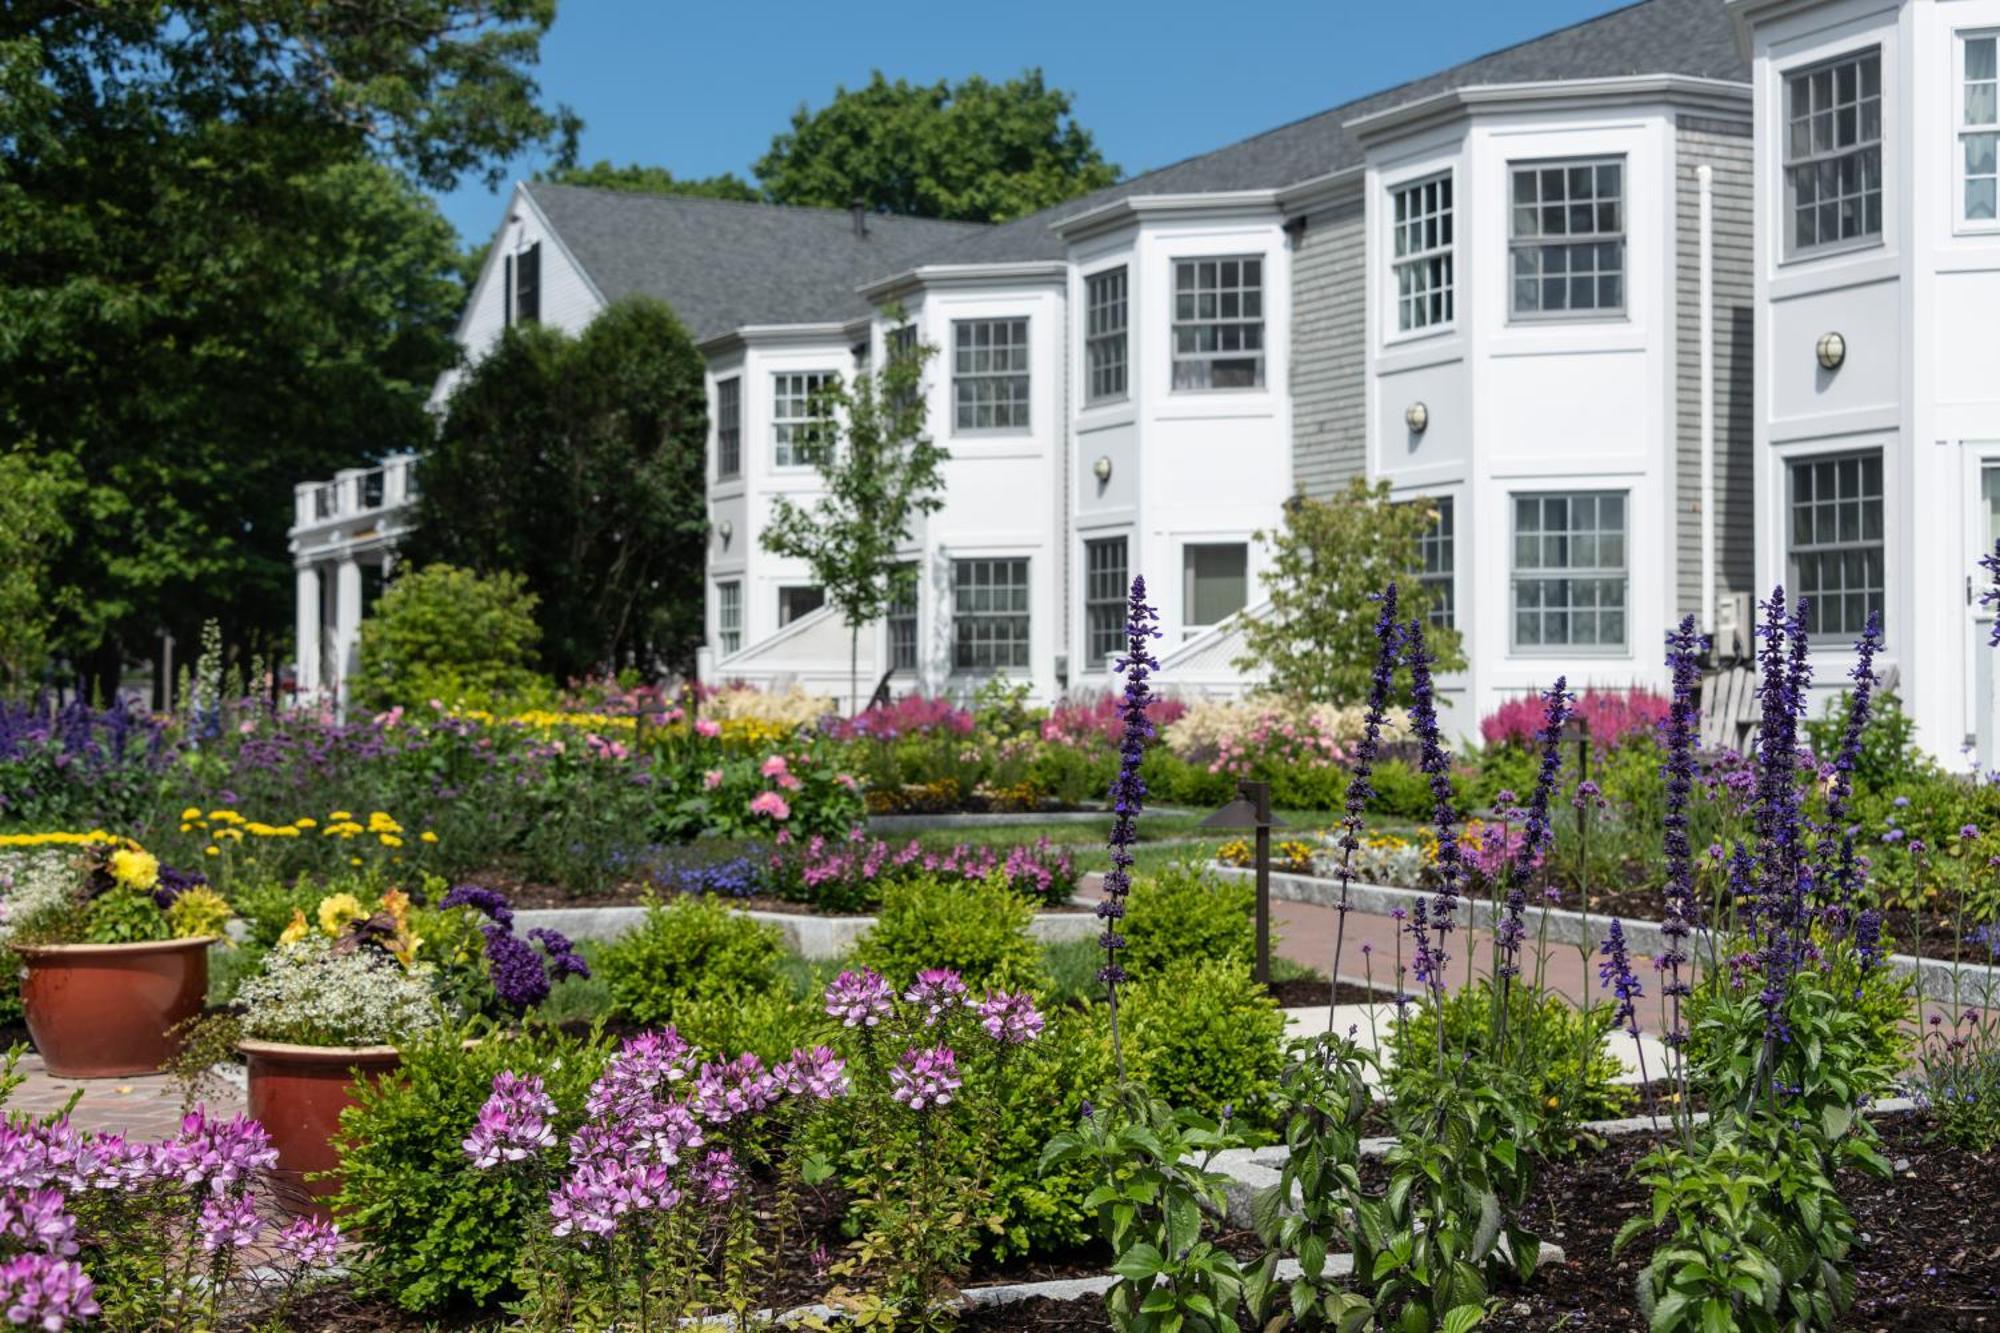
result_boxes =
[1405,402,1430,434]
[1092,455,1113,484]
[1816,331,1847,371]
[717,520,733,547]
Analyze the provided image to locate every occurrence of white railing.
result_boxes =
[293,453,419,532]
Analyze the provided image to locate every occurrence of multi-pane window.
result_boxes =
[1510,160,1625,316]
[1392,175,1454,332]
[1171,258,1265,390]
[1183,543,1248,631]
[1788,452,1884,641]
[952,558,1030,671]
[777,585,825,627]
[1416,497,1456,630]
[884,324,921,416]
[953,319,1030,432]
[716,582,741,656]
[1084,537,1129,668]
[1785,49,1883,253]
[772,372,834,468]
[715,378,741,479]
[1511,492,1628,650]
[1965,35,1999,222]
[887,566,918,673]
[1086,268,1129,402]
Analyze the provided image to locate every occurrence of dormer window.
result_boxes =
[1784,49,1882,255]
[1391,175,1454,333]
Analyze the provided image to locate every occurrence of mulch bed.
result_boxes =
[1265,976,1379,1008]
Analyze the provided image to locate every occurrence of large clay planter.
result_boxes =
[239,1038,401,1215]
[14,937,213,1078]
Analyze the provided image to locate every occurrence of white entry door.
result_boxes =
[1968,456,2000,771]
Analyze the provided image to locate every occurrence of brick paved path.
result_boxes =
[7,1054,245,1140]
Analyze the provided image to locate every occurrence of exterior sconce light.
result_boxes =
[716,520,733,547]
[1816,331,1846,371]
[1405,402,1430,434]
[1092,455,1113,484]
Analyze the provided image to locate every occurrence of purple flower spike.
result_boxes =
[1597,920,1644,1039]
[442,884,515,928]
[1099,575,1163,997]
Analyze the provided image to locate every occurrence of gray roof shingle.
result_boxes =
[524,185,984,342]
[526,0,1744,337]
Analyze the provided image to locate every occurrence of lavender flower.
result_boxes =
[773,1046,850,1100]
[824,969,894,1028]
[1660,615,1705,1051]
[0,1253,98,1331]
[529,927,593,979]
[585,1030,697,1119]
[197,1193,263,1253]
[976,991,1045,1045]
[157,1107,277,1193]
[464,1072,559,1168]
[441,884,515,928]
[1597,920,1644,1038]
[274,1215,341,1268]
[903,969,968,1025]
[1099,576,1163,1006]
[889,1046,962,1110]
[688,1149,741,1204]
[1402,615,1462,996]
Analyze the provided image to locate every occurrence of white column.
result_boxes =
[295,566,322,704]
[333,558,363,712]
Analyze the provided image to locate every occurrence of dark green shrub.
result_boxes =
[1268,760,1349,811]
[1123,958,1285,1136]
[672,987,825,1063]
[332,1023,609,1311]
[1803,688,1931,797]
[1120,861,1257,982]
[1140,749,1234,808]
[598,895,786,1025]
[1366,758,1437,821]
[852,873,1046,992]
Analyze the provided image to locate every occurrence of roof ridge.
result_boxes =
[525,179,992,230]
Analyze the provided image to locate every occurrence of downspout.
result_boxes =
[1697,164,1717,643]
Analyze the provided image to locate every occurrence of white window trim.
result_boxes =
[1960,30,2000,232]
[1779,46,1885,261]
[1506,156,1628,323]
[951,318,1032,436]
[1169,255,1267,393]
[771,370,837,470]
[1508,490,1631,657]
[1387,170,1455,342]
[1084,266,1130,406]
[1082,534,1130,669]
[1784,449,1886,644]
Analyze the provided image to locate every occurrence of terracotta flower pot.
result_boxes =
[239,1038,402,1215]
[14,937,213,1078]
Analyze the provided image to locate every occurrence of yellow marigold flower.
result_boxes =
[350,857,363,867]
[379,833,403,849]
[179,823,193,833]
[217,827,244,842]
[205,846,220,857]
[329,811,353,822]
[208,810,244,825]
[294,817,317,829]
[108,848,160,892]
[180,807,202,821]
[317,893,367,936]
[419,831,438,844]
[278,909,310,946]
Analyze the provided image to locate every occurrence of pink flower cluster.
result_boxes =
[889,1047,962,1110]
[825,968,896,1028]
[976,991,1046,1045]
[820,695,975,741]
[1040,694,1188,748]
[470,1028,849,1248]
[904,969,968,1025]
[1207,711,1346,777]
[780,832,1076,904]
[1481,686,1669,750]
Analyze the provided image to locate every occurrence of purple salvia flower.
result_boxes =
[824,969,894,1028]
[1818,611,1882,922]
[977,991,1045,1045]
[1498,677,1572,983]
[1660,615,1705,1052]
[1597,920,1644,1038]
[889,1046,962,1110]
[1402,615,1462,998]
[1325,585,1402,1007]
[1099,576,1162,996]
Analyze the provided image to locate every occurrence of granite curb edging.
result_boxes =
[1209,864,2000,1007]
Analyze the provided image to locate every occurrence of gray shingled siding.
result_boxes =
[1673,115,1755,642]
[1289,195,1367,497]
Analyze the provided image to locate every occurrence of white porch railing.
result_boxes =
[291,453,420,533]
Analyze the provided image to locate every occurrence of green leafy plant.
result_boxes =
[353,563,543,711]
[1122,959,1285,1136]
[598,895,787,1025]
[852,873,1047,993]
[1119,862,1259,982]
[331,1023,610,1312]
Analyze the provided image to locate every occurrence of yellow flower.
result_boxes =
[278,909,310,946]
[350,857,363,867]
[316,893,367,936]
[208,810,244,826]
[419,831,438,844]
[108,848,160,892]
[180,806,202,821]
[329,811,353,822]
[378,833,403,848]
[294,817,317,829]
[205,846,220,856]
[179,823,193,833]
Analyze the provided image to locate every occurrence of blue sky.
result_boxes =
[436,0,1634,244]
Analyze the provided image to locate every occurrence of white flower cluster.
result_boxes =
[1163,694,1413,762]
[700,684,832,729]
[237,935,444,1048]
[0,851,82,942]
[1311,832,1434,889]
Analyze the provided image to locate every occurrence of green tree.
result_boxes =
[1234,479,1463,705]
[409,297,709,681]
[754,70,1119,223]
[354,564,542,711]
[0,450,77,693]
[1,3,576,698]
[760,323,947,712]
[540,159,760,201]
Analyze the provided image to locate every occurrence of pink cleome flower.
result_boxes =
[748,790,791,821]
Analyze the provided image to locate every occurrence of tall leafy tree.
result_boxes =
[0,451,77,693]
[761,325,947,712]
[408,297,709,681]
[541,160,760,201]
[755,70,1119,223]
[1234,480,1464,705]
[0,2,576,698]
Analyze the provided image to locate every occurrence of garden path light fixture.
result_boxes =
[1201,780,1285,985]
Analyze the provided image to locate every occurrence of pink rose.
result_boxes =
[695,719,720,738]
[761,755,790,778]
[749,791,791,821]
[778,773,802,791]
[703,769,724,790]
